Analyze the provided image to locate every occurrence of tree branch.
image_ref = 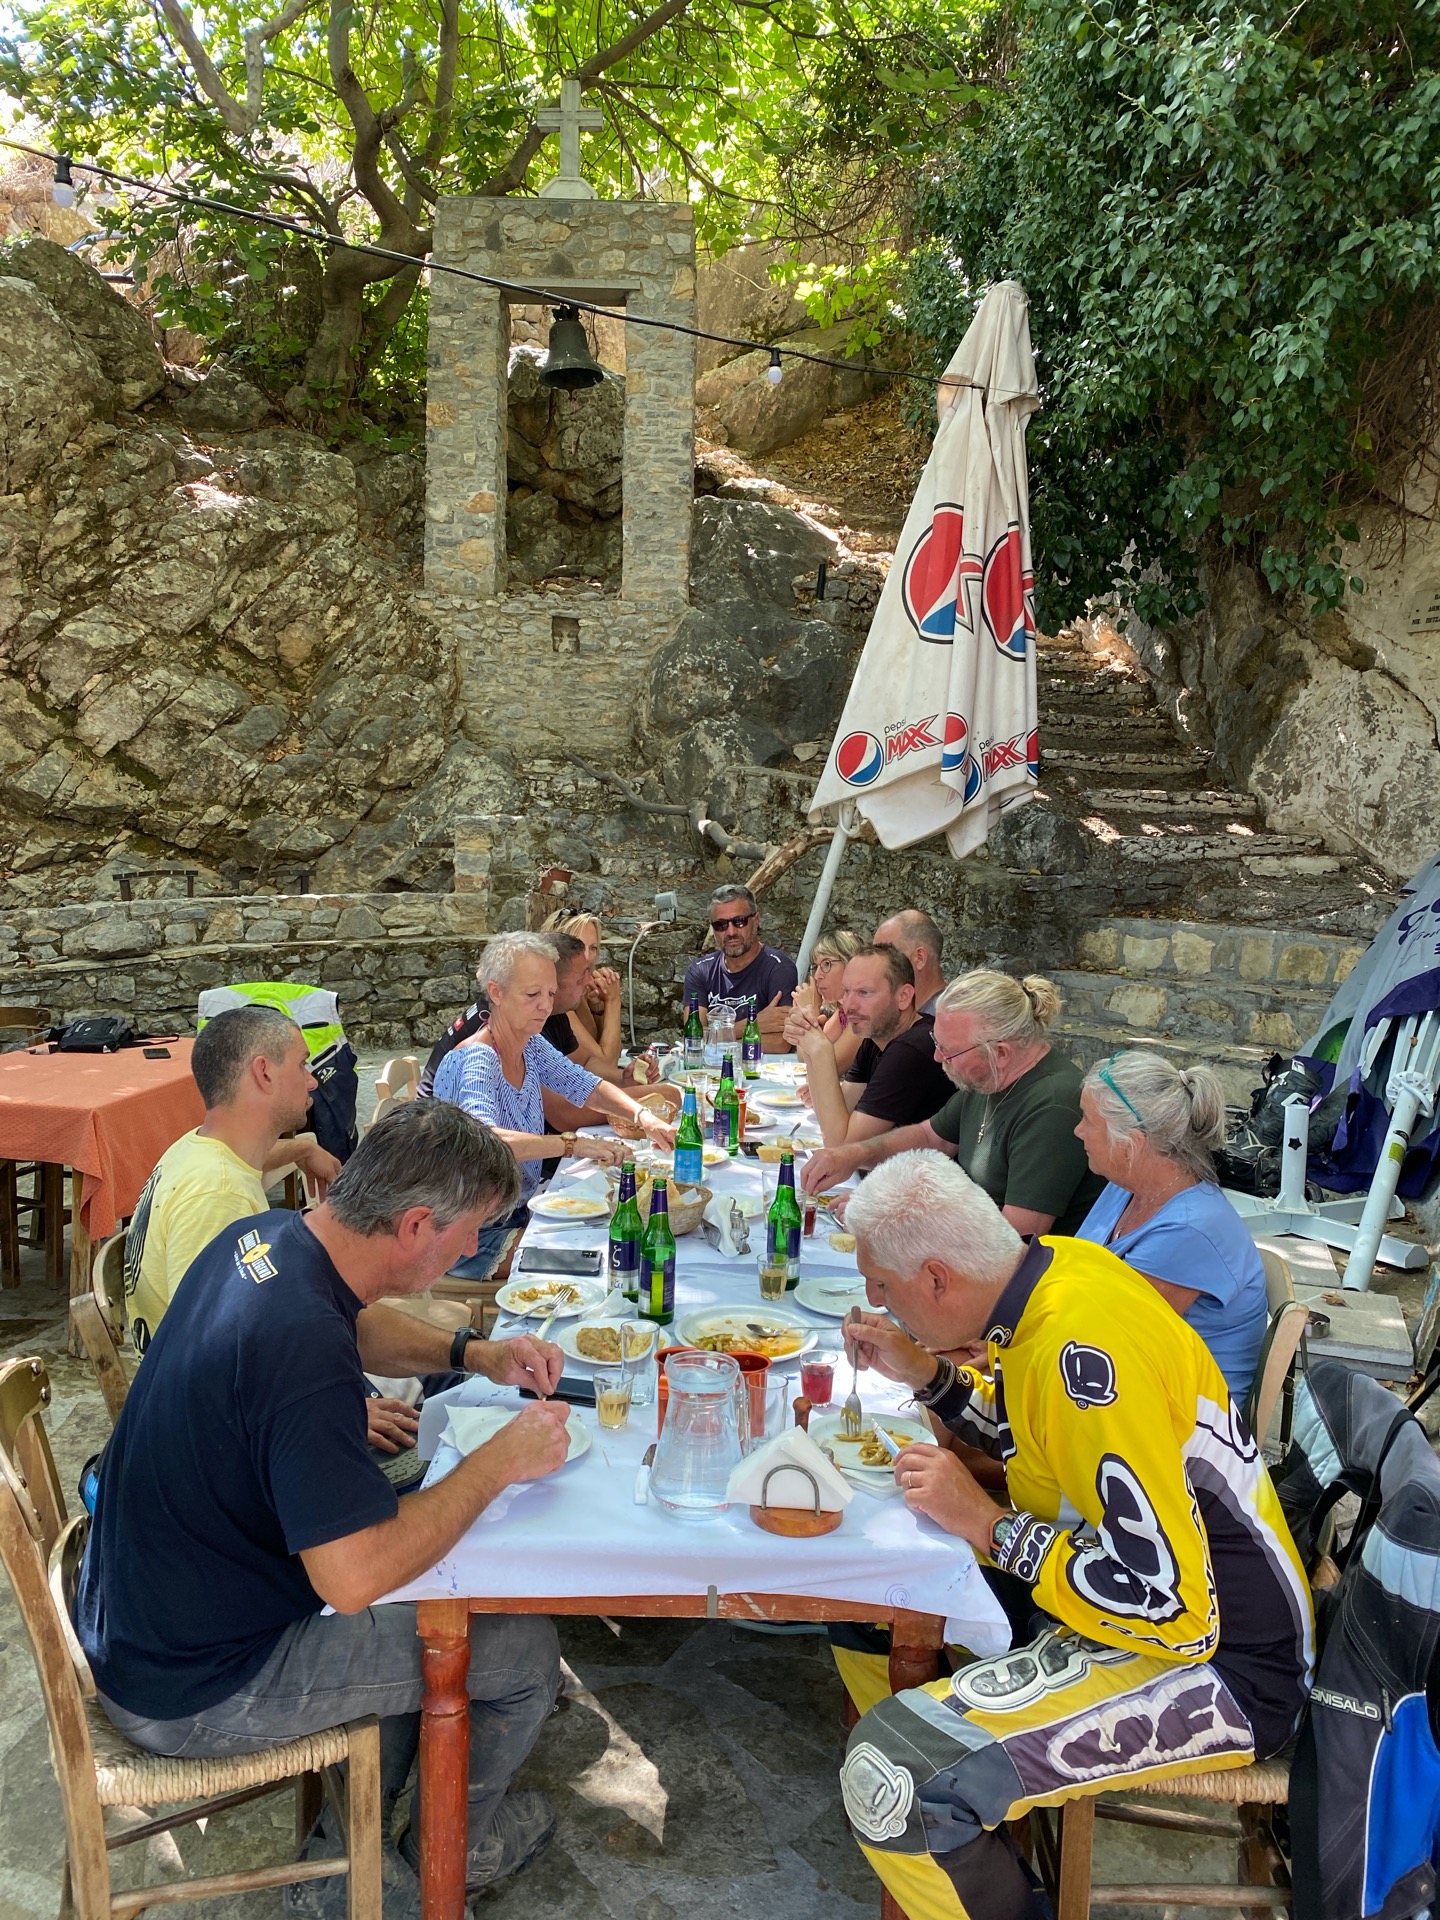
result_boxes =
[153,0,250,135]
[326,0,416,243]
[243,0,316,126]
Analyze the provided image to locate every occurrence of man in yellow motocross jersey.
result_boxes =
[836,1151,1313,1920]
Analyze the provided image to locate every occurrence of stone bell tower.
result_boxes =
[418,93,697,759]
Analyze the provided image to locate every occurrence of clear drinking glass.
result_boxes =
[595,1368,633,1430]
[758,1253,787,1300]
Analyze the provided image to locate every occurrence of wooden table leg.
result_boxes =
[0,1162,19,1288]
[417,1598,471,1920]
[42,1164,65,1289]
[888,1610,945,1693]
[67,1172,89,1356]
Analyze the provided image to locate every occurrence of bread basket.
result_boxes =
[609,1090,677,1141]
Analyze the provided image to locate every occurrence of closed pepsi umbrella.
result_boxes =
[798,281,1040,970]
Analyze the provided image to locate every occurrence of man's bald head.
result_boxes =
[873,910,946,1005]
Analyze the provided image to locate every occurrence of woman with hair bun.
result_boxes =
[1075,1049,1267,1402]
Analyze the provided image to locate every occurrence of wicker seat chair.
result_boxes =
[0,1356,382,1920]
[71,1232,131,1426]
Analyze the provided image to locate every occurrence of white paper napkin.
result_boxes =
[727,1427,854,1512]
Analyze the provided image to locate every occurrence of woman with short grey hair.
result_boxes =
[1074,1050,1266,1402]
[432,932,676,1279]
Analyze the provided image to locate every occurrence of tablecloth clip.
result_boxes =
[758,1463,822,1515]
[706,1584,719,1618]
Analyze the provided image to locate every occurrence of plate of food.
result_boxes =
[494,1276,607,1319]
[753,1088,803,1109]
[672,1305,817,1363]
[528,1190,612,1222]
[808,1412,937,1483]
[794,1275,869,1319]
[441,1404,591,1468]
[555,1318,657,1367]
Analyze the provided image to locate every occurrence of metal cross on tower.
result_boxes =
[536,77,604,199]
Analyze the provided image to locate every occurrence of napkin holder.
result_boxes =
[750,1463,842,1537]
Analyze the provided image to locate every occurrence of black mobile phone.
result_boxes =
[515,1246,604,1277]
[143,1047,172,1059]
[519,1379,597,1406]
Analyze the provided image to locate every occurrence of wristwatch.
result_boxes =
[450,1327,480,1372]
[560,1131,579,1149]
[989,1510,1022,1560]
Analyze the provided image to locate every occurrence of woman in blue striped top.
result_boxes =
[433,931,676,1278]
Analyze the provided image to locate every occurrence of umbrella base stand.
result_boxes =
[1224,1098,1426,1277]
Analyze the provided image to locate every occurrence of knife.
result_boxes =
[633,1441,657,1505]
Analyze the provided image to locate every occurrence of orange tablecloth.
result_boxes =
[0,1041,204,1240]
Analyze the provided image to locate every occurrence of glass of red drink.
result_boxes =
[800,1355,835,1405]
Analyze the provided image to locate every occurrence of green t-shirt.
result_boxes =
[929,1050,1105,1235]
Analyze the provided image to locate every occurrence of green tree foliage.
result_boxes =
[4,0,989,424]
[907,0,1440,625]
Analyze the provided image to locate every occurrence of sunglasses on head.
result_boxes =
[711,912,755,933]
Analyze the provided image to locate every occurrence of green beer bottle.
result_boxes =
[682,997,706,1074]
[767,1147,804,1289]
[673,1085,704,1186]
[639,1176,676,1326]
[712,1055,740,1158]
[741,997,763,1079]
[608,1160,643,1303]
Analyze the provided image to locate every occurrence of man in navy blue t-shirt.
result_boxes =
[77,1100,571,1902]
[683,883,798,1050]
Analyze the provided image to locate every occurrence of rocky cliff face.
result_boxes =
[0,238,454,899]
[1131,510,1440,883]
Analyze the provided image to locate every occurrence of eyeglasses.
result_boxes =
[1098,1056,1147,1131]
[935,1038,990,1068]
[710,913,755,933]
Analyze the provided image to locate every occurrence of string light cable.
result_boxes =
[1,137,985,395]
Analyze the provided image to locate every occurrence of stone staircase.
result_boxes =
[1031,629,1399,1101]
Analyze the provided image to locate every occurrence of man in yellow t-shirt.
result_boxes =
[833,1149,1312,1920]
[125,1006,340,1354]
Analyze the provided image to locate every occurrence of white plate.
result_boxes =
[555,1317,658,1367]
[794,1275,870,1319]
[494,1276,607,1319]
[528,1191,611,1222]
[809,1412,937,1483]
[753,1089,803,1108]
[672,1304,817,1364]
[442,1404,591,1469]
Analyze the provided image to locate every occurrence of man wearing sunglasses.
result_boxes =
[683,884,798,1050]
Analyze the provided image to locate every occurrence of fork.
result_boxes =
[534,1285,578,1345]
[841,1305,863,1438]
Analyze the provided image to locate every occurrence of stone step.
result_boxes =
[1043,714,1182,745]
[1043,747,1212,777]
[1050,965,1332,1058]
[1076,823,1331,863]
[1082,787,1263,819]
[1070,916,1368,990]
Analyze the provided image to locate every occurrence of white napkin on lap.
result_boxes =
[727,1428,854,1511]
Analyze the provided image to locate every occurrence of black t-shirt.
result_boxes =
[420,999,576,1097]
[76,1210,398,1718]
[841,1015,952,1127]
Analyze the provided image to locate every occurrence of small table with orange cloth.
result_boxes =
[0,1040,204,1291]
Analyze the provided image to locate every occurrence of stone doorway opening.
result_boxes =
[505,301,627,591]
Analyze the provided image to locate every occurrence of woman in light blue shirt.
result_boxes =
[433,931,676,1277]
[1073,1050,1267,1405]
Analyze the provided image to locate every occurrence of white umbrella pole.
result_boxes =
[795,803,858,981]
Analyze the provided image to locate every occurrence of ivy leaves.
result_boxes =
[908,0,1440,626]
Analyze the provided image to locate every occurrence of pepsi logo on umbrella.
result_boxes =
[901,503,980,643]
[981,523,1035,662]
[834,730,885,786]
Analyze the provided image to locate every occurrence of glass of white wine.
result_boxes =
[595,1368,634,1431]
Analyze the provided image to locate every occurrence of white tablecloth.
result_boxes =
[381,1075,1011,1653]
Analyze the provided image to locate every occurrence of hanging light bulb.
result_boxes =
[51,158,75,208]
[766,347,784,386]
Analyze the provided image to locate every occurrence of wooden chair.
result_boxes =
[0,1357,383,1920]
[0,1006,60,1287]
[72,1233,131,1426]
[370,1058,420,1130]
[1248,1248,1310,1455]
[266,1129,320,1210]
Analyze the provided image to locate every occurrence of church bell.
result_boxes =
[539,304,605,391]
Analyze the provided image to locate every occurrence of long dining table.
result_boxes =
[383,1062,1010,1920]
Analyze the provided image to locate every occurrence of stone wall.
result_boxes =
[0,891,490,1050]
